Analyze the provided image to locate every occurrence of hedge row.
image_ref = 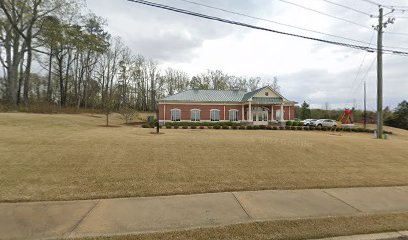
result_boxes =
[142,124,392,134]
[285,121,303,126]
[165,121,242,127]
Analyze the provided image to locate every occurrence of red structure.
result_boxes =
[339,109,354,124]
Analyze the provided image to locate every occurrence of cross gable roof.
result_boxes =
[160,86,294,103]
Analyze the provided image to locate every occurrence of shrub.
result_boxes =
[222,125,230,129]
[322,127,328,131]
[141,124,149,128]
[266,125,273,130]
[253,125,260,130]
[304,126,309,131]
[199,126,205,129]
[191,125,197,129]
[208,125,213,129]
[246,125,253,130]
[286,121,293,126]
[279,126,284,130]
[182,125,188,129]
[290,126,296,130]
[259,125,267,130]
[297,126,303,130]
[173,125,179,129]
[226,121,234,126]
[272,126,278,130]
[213,125,221,129]
[232,125,238,130]
[239,126,246,130]
[309,126,315,131]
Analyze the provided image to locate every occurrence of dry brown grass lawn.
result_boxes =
[80,213,408,240]
[0,113,407,202]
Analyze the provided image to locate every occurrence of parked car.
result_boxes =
[314,119,338,128]
[303,119,316,126]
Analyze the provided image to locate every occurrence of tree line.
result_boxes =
[0,0,276,113]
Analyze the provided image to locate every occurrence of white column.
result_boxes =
[271,106,274,121]
[248,101,252,121]
[280,104,284,121]
[241,105,244,122]
[163,103,166,124]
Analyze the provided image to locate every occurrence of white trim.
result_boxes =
[228,109,239,122]
[271,106,274,121]
[209,109,221,122]
[190,109,201,122]
[280,104,284,121]
[163,103,166,124]
[241,105,244,121]
[170,108,181,122]
[248,101,252,121]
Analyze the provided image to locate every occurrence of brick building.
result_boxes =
[158,86,297,125]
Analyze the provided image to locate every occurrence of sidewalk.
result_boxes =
[1,186,408,240]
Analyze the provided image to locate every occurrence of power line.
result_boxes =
[321,0,373,16]
[127,0,408,56]
[350,31,375,98]
[175,0,408,50]
[353,56,376,97]
[359,0,408,11]
[277,0,372,29]
[173,0,373,45]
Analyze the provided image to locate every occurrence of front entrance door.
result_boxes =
[251,107,268,125]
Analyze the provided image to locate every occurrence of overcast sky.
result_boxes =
[86,0,408,110]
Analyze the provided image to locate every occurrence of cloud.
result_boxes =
[86,0,408,109]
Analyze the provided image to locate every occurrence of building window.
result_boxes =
[229,109,239,122]
[191,109,200,121]
[276,110,283,120]
[210,109,220,121]
[171,109,181,121]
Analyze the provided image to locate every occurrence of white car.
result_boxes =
[303,119,316,126]
[314,119,338,128]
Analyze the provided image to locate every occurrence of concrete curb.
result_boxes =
[312,231,408,240]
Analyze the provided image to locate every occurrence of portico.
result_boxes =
[243,103,287,125]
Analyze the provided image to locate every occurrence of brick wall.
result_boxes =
[159,104,243,121]
[159,103,294,121]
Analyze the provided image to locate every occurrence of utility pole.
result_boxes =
[364,81,367,129]
[376,7,383,139]
[374,7,395,139]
